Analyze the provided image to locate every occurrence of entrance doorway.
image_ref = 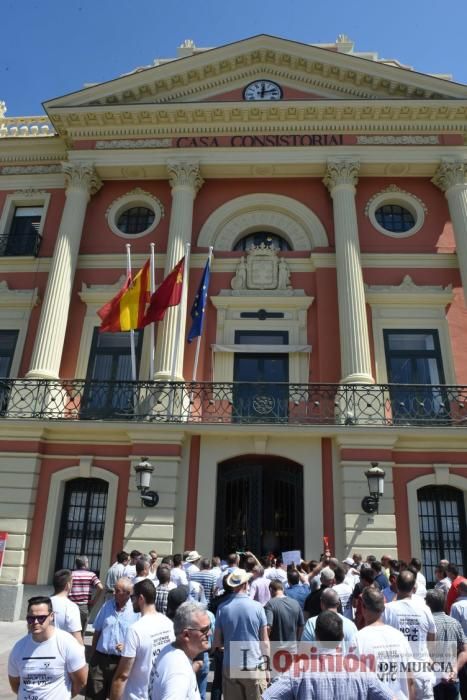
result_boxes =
[55,478,108,575]
[214,456,304,557]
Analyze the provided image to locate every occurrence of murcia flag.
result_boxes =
[98,260,150,332]
[141,257,185,327]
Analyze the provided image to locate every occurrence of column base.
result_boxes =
[25,369,59,380]
[340,372,375,385]
[153,371,185,382]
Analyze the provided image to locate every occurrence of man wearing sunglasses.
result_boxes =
[152,601,211,700]
[8,595,88,698]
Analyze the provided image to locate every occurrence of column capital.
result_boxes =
[167,161,204,193]
[432,160,467,192]
[323,160,360,193]
[62,162,102,196]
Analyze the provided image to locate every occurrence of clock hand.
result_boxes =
[260,83,266,98]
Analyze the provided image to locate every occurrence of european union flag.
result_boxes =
[187,256,211,343]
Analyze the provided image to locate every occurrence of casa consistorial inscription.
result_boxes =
[91,133,454,150]
[231,245,292,293]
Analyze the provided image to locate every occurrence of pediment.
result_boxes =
[44,35,467,115]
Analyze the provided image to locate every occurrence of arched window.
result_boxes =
[417,485,467,585]
[233,232,291,251]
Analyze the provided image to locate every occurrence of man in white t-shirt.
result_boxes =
[357,586,414,699]
[110,578,174,699]
[384,570,436,699]
[8,595,87,699]
[171,554,189,586]
[50,568,83,644]
[152,601,211,700]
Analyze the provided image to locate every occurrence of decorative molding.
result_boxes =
[105,187,164,239]
[0,280,39,308]
[166,161,203,192]
[198,193,328,250]
[96,138,172,149]
[0,164,62,175]
[62,162,102,196]
[323,160,359,191]
[79,277,127,305]
[365,185,427,238]
[432,160,467,192]
[357,135,439,145]
[365,274,453,305]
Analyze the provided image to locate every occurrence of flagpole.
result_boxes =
[192,246,213,382]
[149,243,156,379]
[125,244,137,382]
[170,243,190,381]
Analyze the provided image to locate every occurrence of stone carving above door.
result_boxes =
[230,245,292,293]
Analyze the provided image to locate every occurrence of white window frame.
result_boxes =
[365,186,426,239]
[106,188,164,240]
[0,191,51,244]
[407,468,467,563]
[210,294,313,383]
[366,276,455,384]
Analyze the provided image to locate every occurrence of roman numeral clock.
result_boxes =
[243,80,283,101]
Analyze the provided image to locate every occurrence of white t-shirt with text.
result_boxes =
[383,597,436,661]
[8,628,85,700]
[357,623,414,699]
[123,612,174,700]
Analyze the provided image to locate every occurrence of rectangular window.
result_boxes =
[81,329,143,418]
[235,330,288,345]
[4,206,43,256]
[384,329,447,423]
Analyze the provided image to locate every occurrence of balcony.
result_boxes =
[0,232,42,257]
[0,379,466,426]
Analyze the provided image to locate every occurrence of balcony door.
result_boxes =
[233,331,289,422]
[82,329,143,418]
[384,330,447,422]
[214,456,303,557]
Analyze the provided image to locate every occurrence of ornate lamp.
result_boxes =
[134,457,159,507]
[361,462,385,514]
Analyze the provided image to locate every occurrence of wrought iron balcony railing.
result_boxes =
[0,379,466,426]
[0,232,42,257]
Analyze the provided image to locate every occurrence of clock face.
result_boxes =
[243,80,283,101]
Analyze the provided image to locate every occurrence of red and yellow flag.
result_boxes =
[141,257,184,327]
[98,259,151,332]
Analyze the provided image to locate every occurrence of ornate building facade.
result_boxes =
[0,34,467,617]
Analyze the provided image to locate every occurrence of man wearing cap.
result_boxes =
[213,569,269,700]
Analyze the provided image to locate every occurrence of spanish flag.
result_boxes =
[141,257,184,327]
[98,259,151,332]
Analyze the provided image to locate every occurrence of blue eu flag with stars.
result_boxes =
[187,257,211,343]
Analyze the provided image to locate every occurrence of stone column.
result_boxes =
[154,161,203,381]
[27,163,102,379]
[432,161,467,301]
[323,160,374,384]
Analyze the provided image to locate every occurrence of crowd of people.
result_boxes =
[6,547,467,699]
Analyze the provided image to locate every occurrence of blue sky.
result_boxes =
[3,0,467,116]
